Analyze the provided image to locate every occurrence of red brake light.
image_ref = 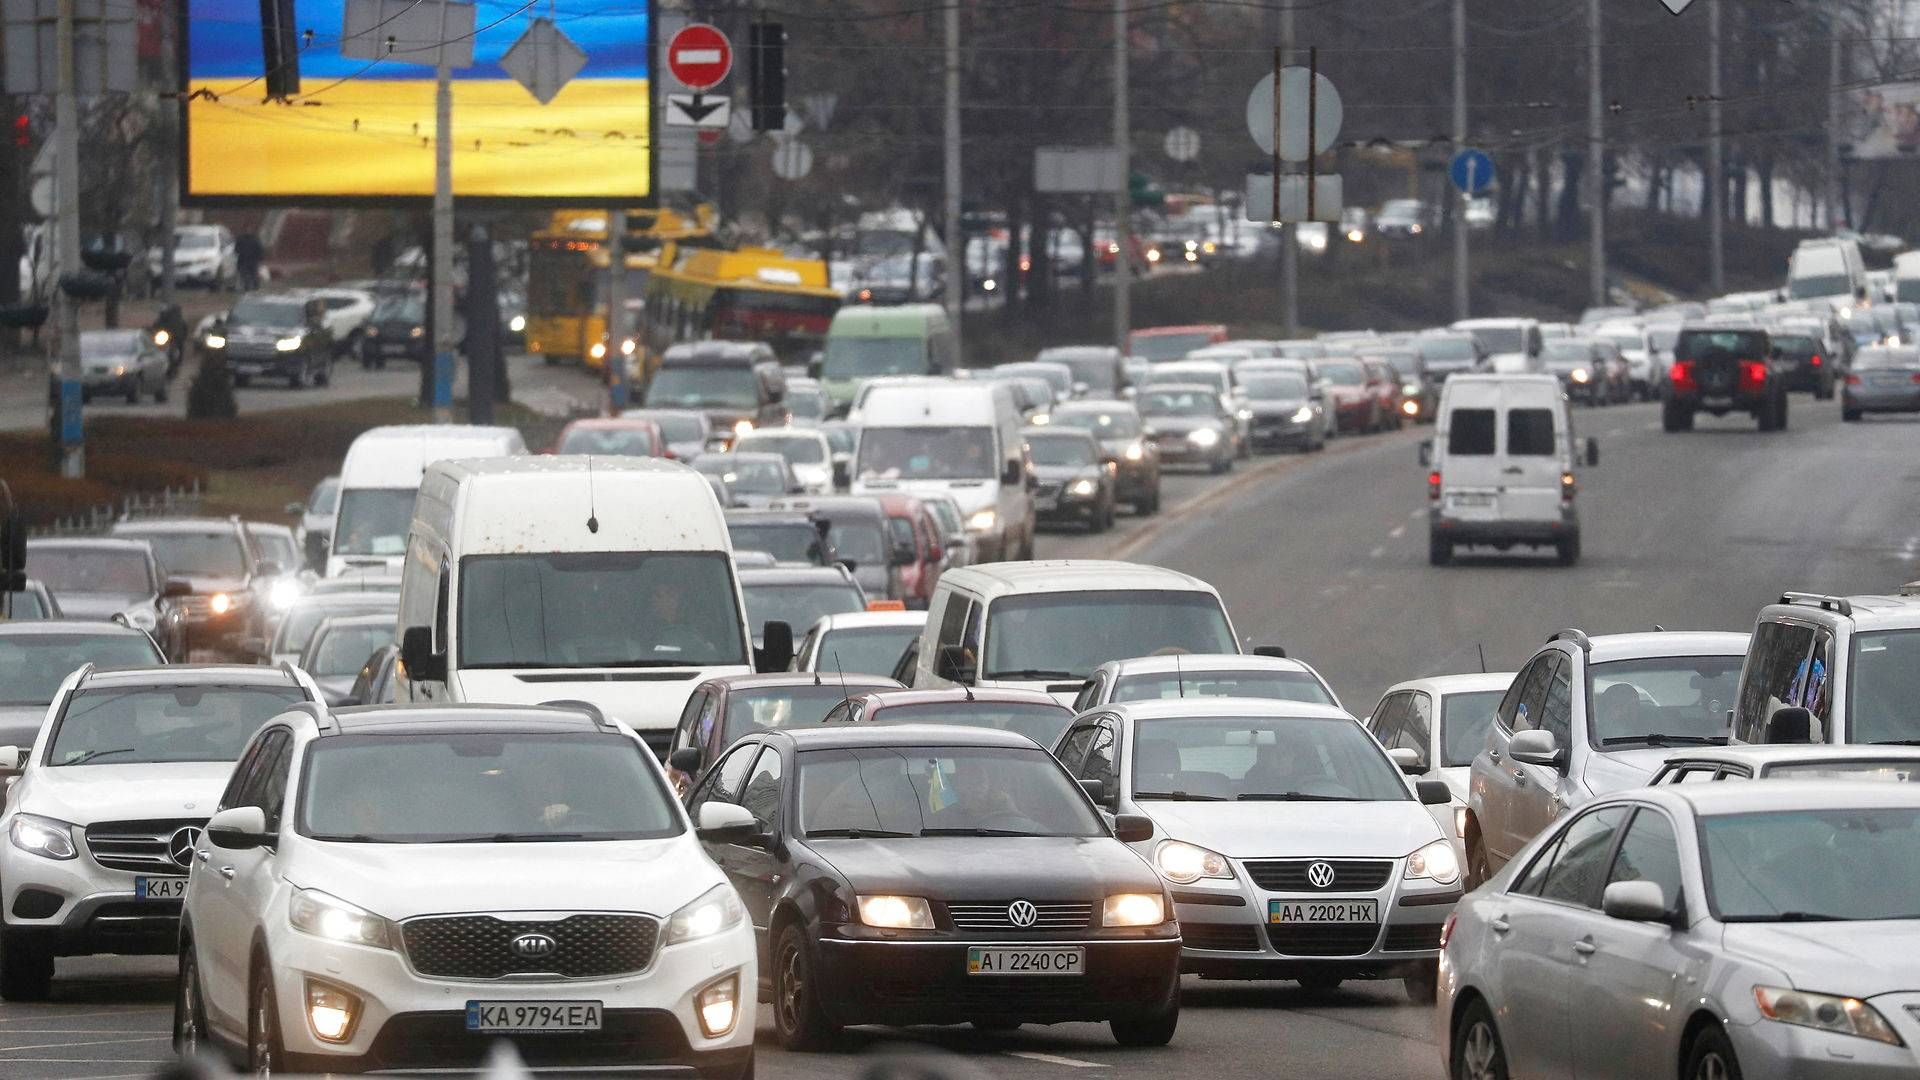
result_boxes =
[1737,361,1768,393]
[1428,471,1441,502]
[1912,373,1920,384]
[1810,354,1822,367]
[1845,373,1862,385]
[1669,360,1696,393]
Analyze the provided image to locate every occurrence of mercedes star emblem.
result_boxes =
[1306,861,1337,889]
[1006,899,1038,928]
[168,827,201,870]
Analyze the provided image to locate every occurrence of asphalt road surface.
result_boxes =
[4,397,1916,1080]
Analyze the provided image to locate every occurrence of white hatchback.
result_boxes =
[174,702,758,1077]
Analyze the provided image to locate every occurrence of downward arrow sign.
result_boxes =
[679,94,726,123]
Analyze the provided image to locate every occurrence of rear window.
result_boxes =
[1676,330,1767,360]
[1507,409,1556,456]
[1447,408,1496,455]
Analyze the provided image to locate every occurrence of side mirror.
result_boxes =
[1585,437,1600,467]
[0,746,23,773]
[1418,439,1433,468]
[1601,880,1674,924]
[1764,706,1814,745]
[756,620,794,672]
[1071,380,1089,397]
[1079,778,1108,805]
[1508,728,1564,768]
[255,559,285,579]
[1252,644,1287,659]
[1002,460,1023,486]
[1112,813,1155,844]
[1416,779,1452,805]
[1388,747,1425,774]
[832,461,851,489]
[935,644,977,685]
[205,805,272,850]
[400,625,447,682]
[890,542,917,567]
[161,577,194,599]
[695,802,759,844]
[669,747,703,776]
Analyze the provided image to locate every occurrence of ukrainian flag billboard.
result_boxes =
[183,0,652,203]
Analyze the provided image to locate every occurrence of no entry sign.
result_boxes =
[667,24,733,92]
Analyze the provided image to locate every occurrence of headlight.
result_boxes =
[589,342,608,360]
[1029,413,1050,425]
[275,336,304,352]
[289,887,394,949]
[365,326,379,339]
[967,508,998,532]
[1570,368,1591,383]
[9,814,77,860]
[269,578,304,612]
[123,606,157,630]
[1410,223,1424,234]
[621,338,637,356]
[1236,408,1254,421]
[1102,893,1167,927]
[152,329,170,347]
[1405,839,1461,885]
[665,883,747,945]
[1070,478,1097,497]
[1146,249,1162,263]
[204,334,226,349]
[1753,986,1902,1046]
[1154,839,1232,884]
[1402,382,1421,396]
[509,314,526,333]
[1402,399,1421,416]
[981,278,997,292]
[1123,441,1145,461]
[1290,405,1315,423]
[408,325,425,339]
[208,592,233,615]
[1188,427,1220,447]
[1346,229,1365,243]
[112,364,127,377]
[857,894,934,929]
[733,419,753,437]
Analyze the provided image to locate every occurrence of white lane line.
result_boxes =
[0,1035,171,1052]
[1409,508,1425,519]
[1642,422,1661,432]
[1388,525,1407,539]
[0,1008,168,1023]
[1004,1050,1108,1068]
[1604,428,1623,437]
[1369,545,1386,559]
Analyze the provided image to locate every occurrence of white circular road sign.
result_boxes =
[772,139,814,181]
[1164,126,1201,163]
[1246,68,1343,162]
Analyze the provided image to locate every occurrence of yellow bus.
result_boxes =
[523,206,716,370]
[640,244,842,372]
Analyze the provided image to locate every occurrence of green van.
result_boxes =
[815,303,958,414]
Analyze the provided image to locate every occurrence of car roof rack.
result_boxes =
[1779,592,1853,617]
[284,700,336,734]
[1546,628,1591,652]
[538,698,615,731]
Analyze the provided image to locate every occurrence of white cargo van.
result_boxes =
[1893,251,1920,304]
[849,379,1035,562]
[395,456,768,755]
[327,424,526,577]
[1450,318,1543,373]
[1422,374,1597,567]
[1786,237,1867,304]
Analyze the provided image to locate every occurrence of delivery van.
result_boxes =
[849,379,1034,562]
[816,304,957,415]
[327,425,526,577]
[1422,374,1597,567]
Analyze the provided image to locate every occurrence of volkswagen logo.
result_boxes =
[1006,900,1038,928]
[168,827,201,870]
[1305,861,1337,889]
[510,933,557,959]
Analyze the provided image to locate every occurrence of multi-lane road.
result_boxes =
[3,400,1916,1080]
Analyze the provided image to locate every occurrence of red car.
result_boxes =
[1360,357,1405,430]
[1126,324,1228,364]
[1315,356,1384,433]
[874,493,946,610]
[547,417,666,457]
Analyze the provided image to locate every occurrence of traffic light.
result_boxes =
[12,114,27,149]
[259,0,301,99]
[748,22,786,133]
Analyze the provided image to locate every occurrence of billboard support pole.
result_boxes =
[431,2,456,422]
[1112,0,1130,354]
[54,0,84,477]
[607,208,627,412]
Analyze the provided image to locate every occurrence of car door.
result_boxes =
[203,728,292,1031]
[1509,653,1573,843]
[1402,692,1435,775]
[726,745,787,968]
[193,730,276,1032]
[1366,691,1409,748]
[1502,397,1563,524]
[1473,655,1552,870]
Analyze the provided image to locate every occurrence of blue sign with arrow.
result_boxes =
[1449,149,1496,196]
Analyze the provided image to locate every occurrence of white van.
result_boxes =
[850,379,1035,562]
[1450,318,1543,373]
[394,456,765,755]
[913,560,1253,704]
[327,425,526,577]
[1893,251,1920,304]
[1422,374,1597,567]
[1786,237,1867,304]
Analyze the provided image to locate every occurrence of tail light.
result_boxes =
[1669,360,1697,393]
[1810,354,1822,367]
[1845,373,1862,386]
[1561,471,1576,502]
[1912,373,1920,384]
[1737,361,1768,392]
[1439,911,1458,950]
[1428,471,1441,502]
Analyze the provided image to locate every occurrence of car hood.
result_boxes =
[0,705,51,750]
[284,834,723,921]
[1140,799,1443,860]
[175,573,250,596]
[452,667,748,735]
[53,592,149,619]
[1720,922,1920,998]
[807,835,1158,900]
[666,440,706,460]
[1246,397,1309,416]
[1033,464,1100,484]
[1580,747,1674,796]
[17,761,234,825]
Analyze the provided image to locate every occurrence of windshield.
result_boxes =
[695,456,788,495]
[983,590,1235,680]
[823,337,928,379]
[29,547,150,596]
[459,552,746,668]
[820,520,886,564]
[1770,335,1820,358]
[1129,332,1212,362]
[230,298,306,326]
[1112,669,1332,706]
[557,427,657,456]
[273,599,393,657]
[309,477,340,514]
[855,427,997,481]
[121,530,245,579]
[249,530,298,570]
[870,702,1072,745]
[741,582,865,638]
[48,685,303,766]
[1849,629,1920,744]
[816,625,919,677]
[1143,368,1224,392]
[332,489,416,557]
[1421,337,1478,364]
[299,732,682,843]
[729,523,825,564]
[1132,714,1409,801]
[372,295,423,323]
[740,434,825,465]
[1317,360,1366,385]
[1589,655,1743,748]
[1677,330,1768,359]
[1702,807,1920,922]
[1027,435,1096,467]
[644,366,760,410]
[1044,353,1119,393]
[0,634,164,705]
[81,331,143,359]
[175,231,218,250]
[1138,389,1217,417]
[1542,344,1594,369]
[1051,409,1140,438]
[1787,274,1851,300]
[634,412,705,442]
[1466,326,1525,354]
[309,623,393,677]
[788,388,828,421]
[725,685,885,745]
[1441,689,1507,766]
[1243,374,1309,399]
[798,745,1103,837]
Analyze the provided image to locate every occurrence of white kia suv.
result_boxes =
[0,662,317,1000]
[173,702,758,1077]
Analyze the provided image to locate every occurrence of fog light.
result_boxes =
[697,974,739,1038]
[305,979,359,1043]
[1402,399,1420,416]
[209,592,233,615]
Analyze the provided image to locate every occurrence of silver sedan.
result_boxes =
[1438,781,1920,1080]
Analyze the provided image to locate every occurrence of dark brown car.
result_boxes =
[664,671,903,792]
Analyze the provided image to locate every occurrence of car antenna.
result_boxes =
[584,455,600,534]
[1175,652,1185,698]
[833,651,852,714]
[1476,643,1487,674]
[1652,623,1666,632]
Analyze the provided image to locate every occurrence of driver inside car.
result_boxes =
[928,756,1023,827]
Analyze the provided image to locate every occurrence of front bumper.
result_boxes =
[224,348,305,378]
[1724,993,1920,1080]
[1149,436,1224,466]
[1670,389,1764,416]
[1249,414,1314,445]
[1,845,190,957]
[1845,387,1920,413]
[1035,488,1105,524]
[814,934,1181,1026]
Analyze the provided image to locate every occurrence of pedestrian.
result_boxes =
[234,232,264,291]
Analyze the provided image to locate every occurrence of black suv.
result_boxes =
[1768,331,1838,399]
[1663,326,1790,432]
[643,341,789,442]
[207,294,335,389]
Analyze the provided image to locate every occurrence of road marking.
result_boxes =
[1369,545,1386,559]
[1409,508,1424,519]
[1642,422,1661,432]
[1605,428,1623,437]
[1388,525,1406,538]
[0,1035,170,1052]
[1004,1051,1108,1068]
[0,1008,167,1023]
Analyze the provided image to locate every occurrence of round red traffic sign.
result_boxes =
[696,128,724,147]
[667,24,732,92]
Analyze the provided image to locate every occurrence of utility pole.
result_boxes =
[1451,0,1468,320]
[1277,1,1297,337]
[607,208,628,411]
[1827,22,1844,230]
[943,0,962,360]
[430,3,455,422]
[1587,0,1605,308]
[53,0,84,477]
[1113,0,1131,351]
[1707,0,1724,295]
[157,0,179,306]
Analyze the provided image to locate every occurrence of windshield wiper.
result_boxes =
[916,827,1045,837]
[803,828,915,839]
[1870,739,1920,746]
[1723,911,1850,923]
[59,747,138,766]
[983,668,1078,680]
[1236,792,1354,802]
[1599,733,1728,747]
[1134,790,1228,801]
[435,832,589,843]
[307,833,401,844]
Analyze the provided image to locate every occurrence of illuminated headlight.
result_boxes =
[508,314,526,333]
[967,508,998,532]
[1184,240,1198,251]
[1102,893,1167,927]
[9,813,77,860]
[982,278,997,292]
[1887,334,1902,346]
[1402,382,1421,396]
[1107,242,1120,254]
[408,326,425,340]
[112,364,127,377]
[621,338,637,356]
[1405,839,1461,885]
[1069,478,1098,497]
[275,336,304,352]
[305,979,359,1043]
[289,887,394,949]
[365,326,379,339]
[857,894,934,929]
[204,334,226,349]
[1236,408,1254,420]
[589,342,608,360]
[269,577,304,612]
[1123,440,1145,461]
[1570,368,1591,383]
[1453,806,1469,840]
[1203,241,1217,254]
[697,974,740,1037]
[1410,223,1424,234]
[733,419,754,437]
[208,592,233,615]
[1154,840,1232,884]
[1290,405,1315,423]
[1184,251,1198,263]
[1188,427,1220,447]
[1402,399,1420,416]
[1146,249,1162,263]
[1753,986,1902,1046]
[152,329,170,347]
[666,883,747,945]
[1029,413,1050,425]
[1346,229,1365,243]
[1839,306,1854,320]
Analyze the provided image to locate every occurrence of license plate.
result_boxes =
[1035,496,1058,511]
[381,343,410,355]
[966,946,1084,976]
[1702,394,1731,405]
[464,1000,603,1032]
[135,877,187,899]
[1269,900,1379,924]
[1446,493,1493,509]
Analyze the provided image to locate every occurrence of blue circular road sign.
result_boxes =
[1450,149,1496,196]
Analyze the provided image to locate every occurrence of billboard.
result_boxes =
[1851,84,1920,160]
[183,0,652,203]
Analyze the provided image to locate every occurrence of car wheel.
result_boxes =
[1404,960,1439,1004]
[1429,534,1451,567]
[314,356,332,388]
[173,940,209,1057]
[126,381,140,404]
[1683,1024,1744,1080]
[1451,998,1509,1080]
[1661,399,1693,432]
[1775,393,1788,430]
[154,378,169,404]
[1555,534,1580,566]
[1465,834,1491,891]
[247,958,283,1076]
[288,362,306,390]
[234,373,251,388]
[0,929,54,1001]
[1842,406,1862,422]
[1296,974,1343,993]
[1109,992,1178,1047]
[772,925,838,1051]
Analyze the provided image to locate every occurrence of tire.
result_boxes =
[1429,534,1452,567]
[154,378,169,404]
[1209,456,1229,475]
[1404,960,1439,1004]
[1465,834,1491,891]
[1451,997,1509,1080]
[1555,534,1580,567]
[1683,1024,1745,1080]
[1661,399,1693,432]
[0,929,54,1001]
[1109,994,1179,1047]
[173,941,210,1057]
[772,925,838,1051]
[126,382,140,404]
[248,957,283,1075]
[1775,393,1787,430]
[1843,406,1862,422]
[314,357,332,388]
[1296,973,1343,993]
[288,362,306,390]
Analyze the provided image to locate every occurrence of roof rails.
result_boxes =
[283,700,336,734]
[538,699,616,731]
[1901,580,1920,598]
[1547,628,1591,652]
[1779,592,1853,617]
